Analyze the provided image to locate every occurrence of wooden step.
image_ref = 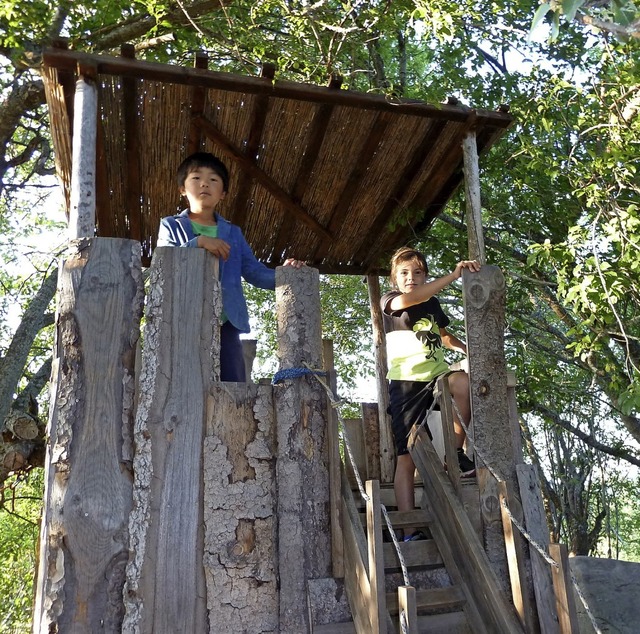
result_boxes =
[360,508,433,530]
[386,584,466,615]
[383,538,443,570]
[314,610,471,634]
[313,621,356,634]
[415,610,471,633]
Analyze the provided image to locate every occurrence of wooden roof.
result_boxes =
[41,46,513,274]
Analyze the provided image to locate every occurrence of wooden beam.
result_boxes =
[436,376,462,495]
[42,48,514,128]
[195,114,333,242]
[69,66,98,239]
[462,130,485,263]
[341,470,373,633]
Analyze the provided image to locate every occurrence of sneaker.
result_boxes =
[457,449,476,478]
[404,530,427,542]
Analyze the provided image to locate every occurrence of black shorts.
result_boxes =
[388,380,438,455]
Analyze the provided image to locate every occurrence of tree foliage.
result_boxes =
[0,4,639,624]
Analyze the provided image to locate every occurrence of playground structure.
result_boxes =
[31,45,630,633]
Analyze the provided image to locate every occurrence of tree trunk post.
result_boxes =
[123,247,220,634]
[274,265,331,631]
[33,237,143,634]
[366,273,395,484]
[462,265,518,588]
[462,131,486,264]
[69,69,98,239]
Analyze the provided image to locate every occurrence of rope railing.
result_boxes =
[275,363,603,634]
[299,363,413,589]
[447,395,603,634]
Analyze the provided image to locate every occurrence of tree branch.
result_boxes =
[0,267,58,428]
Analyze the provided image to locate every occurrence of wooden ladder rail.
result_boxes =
[340,465,398,633]
[409,425,526,634]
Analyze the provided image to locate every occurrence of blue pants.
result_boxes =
[220,321,246,382]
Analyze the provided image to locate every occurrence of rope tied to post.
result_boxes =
[271,366,328,385]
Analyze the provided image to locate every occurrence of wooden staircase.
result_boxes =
[315,481,479,633]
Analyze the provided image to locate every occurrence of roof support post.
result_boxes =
[69,67,98,239]
[462,131,486,264]
[367,274,395,484]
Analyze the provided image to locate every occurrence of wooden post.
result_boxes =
[398,586,418,634]
[274,265,331,632]
[499,480,538,633]
[549,543,579,634]
[361,402,381,482]
[366,480,387,634]
[69,69,98,239]
[123,247,220,634]
[461,131,486,264]
[323,339,345,579]
[366,273,395,484]
[34,238,143,633]
[462,264,516,588]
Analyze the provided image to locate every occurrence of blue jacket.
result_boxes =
[157,210,275,333]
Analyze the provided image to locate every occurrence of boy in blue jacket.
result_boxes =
[157,152,303,381]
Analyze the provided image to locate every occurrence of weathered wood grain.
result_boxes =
[123,247,220,634]
[517,463,560,634]
[366,274,395,484]
[34,237,143,633]
[462,265,517,590]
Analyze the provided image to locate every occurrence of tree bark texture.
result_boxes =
[274,265,332,632]
[123,247,220,634]
[33,237,143,634]
[204,383,278,633]
[69,75,97,239]
[462,265,518,591]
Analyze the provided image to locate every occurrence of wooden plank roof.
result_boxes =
[41,46,513,274]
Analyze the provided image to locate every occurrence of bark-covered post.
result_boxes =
[367,274,395,484]
[69,68,98,239]
[462,265,518,587]
[34,238,143,633]
[462,131,486,264]
[123,247,220,634]
[274,265,331,631]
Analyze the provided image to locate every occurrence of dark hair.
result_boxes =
[176,152,230,192]
[389,247,429,288]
